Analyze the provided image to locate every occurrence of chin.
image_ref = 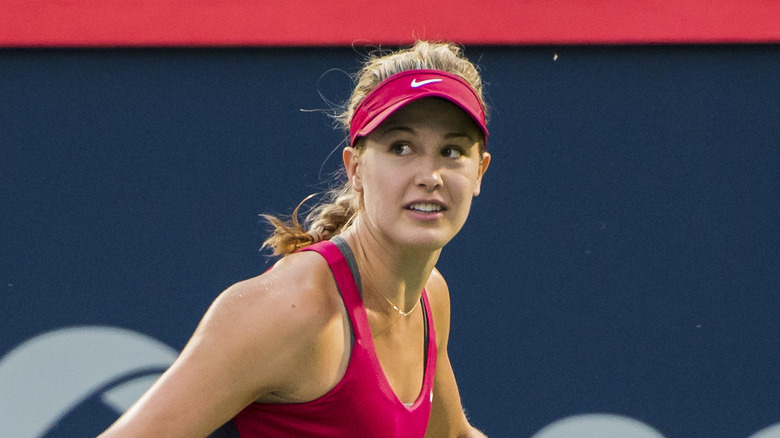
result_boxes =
[397,231,455,252]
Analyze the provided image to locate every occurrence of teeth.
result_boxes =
[409,202,442,212]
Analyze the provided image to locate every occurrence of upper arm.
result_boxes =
[424,269,477,438]
[100,253,333,437]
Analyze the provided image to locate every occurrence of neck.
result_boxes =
[340,220,441,317]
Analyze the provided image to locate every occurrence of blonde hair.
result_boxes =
[262,41,487,256]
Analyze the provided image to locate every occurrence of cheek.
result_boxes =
[358,165,399,209]
[467,161,486,194]
[450,166,482,195]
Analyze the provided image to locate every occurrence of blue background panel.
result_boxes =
[1,46,779,437]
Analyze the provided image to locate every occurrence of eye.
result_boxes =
[390,142,412,156]
[441,146,464,159]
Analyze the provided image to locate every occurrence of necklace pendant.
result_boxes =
[383,295,420,317]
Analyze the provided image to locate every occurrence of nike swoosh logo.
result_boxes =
[410,78,443,88]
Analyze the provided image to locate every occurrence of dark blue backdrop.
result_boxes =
[1,45,779,437]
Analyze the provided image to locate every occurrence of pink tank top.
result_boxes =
[228,238,437,437]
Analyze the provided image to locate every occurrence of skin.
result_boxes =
[99,97,491,437]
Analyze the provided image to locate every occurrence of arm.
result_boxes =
[424,269,487,438]
[99,252,338,437]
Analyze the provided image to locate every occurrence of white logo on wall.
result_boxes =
[529,413,780,438]
[751,425,780,438]
[0,326,178,438]
[531,414,666,438]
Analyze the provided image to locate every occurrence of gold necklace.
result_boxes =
[358,261,420,317]
[379,293,420,317]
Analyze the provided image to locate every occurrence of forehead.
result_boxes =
[376,97,482,137]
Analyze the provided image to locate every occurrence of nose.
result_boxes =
[415,157,443,190]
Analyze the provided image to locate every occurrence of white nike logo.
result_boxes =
[410,78,443,88]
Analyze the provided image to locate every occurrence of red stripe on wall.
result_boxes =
[2,0,779,47]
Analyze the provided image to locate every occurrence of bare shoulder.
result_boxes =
[213,250,340,331]
[424,267,452,344]
[98,250,346,436]
[425,268,450,299]
[193,250,344,394]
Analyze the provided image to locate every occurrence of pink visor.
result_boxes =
[349,69,488,146]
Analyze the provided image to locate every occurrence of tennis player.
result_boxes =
[100,40,491,437]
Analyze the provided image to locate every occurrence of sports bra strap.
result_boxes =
[330,235,362,295]
[299,239,367,342]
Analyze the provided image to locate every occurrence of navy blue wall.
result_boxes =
[2,46,779,437]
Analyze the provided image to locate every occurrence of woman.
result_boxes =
[100,41,491,437]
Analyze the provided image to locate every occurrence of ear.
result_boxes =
[473,151,491,197]
[343,147,363,192]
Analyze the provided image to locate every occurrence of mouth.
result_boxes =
[405,201,446,213]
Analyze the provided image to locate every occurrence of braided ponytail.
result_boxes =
[261,182,358,256]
